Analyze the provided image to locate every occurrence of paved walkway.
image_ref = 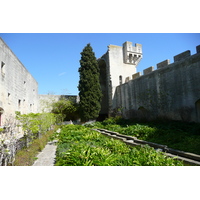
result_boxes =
[32,141,57,166]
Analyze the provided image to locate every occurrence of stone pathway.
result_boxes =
[32,141,57,166]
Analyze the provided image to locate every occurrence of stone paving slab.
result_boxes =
[32,142,57,166]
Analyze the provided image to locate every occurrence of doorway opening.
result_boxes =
[98,59,109,121]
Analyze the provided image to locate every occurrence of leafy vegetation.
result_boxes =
[12,112,58,165]
[51,97,79,122]
[16,112,56,144]
[78,43,102,122]
[89,117,200,155]
[51,125,183,166]
[14,128,56,166]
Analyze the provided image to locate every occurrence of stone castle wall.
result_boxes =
[1,36,200,129]
[98,42,142,119]
[0,37,79,134]
[0,38,39,133]
[112,46,200,122]
[39,94,78,113]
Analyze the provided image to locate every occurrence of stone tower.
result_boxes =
[98,41,142,120]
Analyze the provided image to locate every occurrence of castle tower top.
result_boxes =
[123,41,142,65]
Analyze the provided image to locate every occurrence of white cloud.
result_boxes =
[58,72,66,76]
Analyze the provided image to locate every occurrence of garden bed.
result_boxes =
[51,124,183,166]
[89,117,200,155]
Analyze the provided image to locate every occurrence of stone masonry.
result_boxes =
[98,41,142,119]
[0,38,39,138]
[0,37,79,138]
[1,36,200,134]
[110,45,200,122]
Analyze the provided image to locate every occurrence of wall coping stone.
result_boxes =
[174,50,191,62]
[143,66,154,75]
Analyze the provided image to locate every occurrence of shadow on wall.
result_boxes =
[110,45,200,123]
[195,99,200,123]
[112,87,199,123]
[98,59,109,120]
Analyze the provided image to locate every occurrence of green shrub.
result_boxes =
[93,118,200,155]
[51,125,183,166]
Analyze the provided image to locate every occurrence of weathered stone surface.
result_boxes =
[123,42,142,65]
[0,37,38,136]
[157,59,170,69]
[125,77,130,83]
[32,143,57,166]
[143,66,154,75]
[132,72,141,80]
[39,94,78,112]
[98,42,143,117]
[174,50,191,62]
[196,45,200,54]
[113,52,200,122]
[0,37,78,136]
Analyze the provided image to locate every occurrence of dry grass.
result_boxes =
[14,129,56,166]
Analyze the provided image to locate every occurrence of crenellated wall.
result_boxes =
[112,45,200,122]
[98,41,143,119]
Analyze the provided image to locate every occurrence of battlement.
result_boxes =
[129,45,200,81]
[174,50,191,62]
[123,41,142,65]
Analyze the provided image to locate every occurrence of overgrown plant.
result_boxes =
[8,113,58,166]
[92,117,200,155]
[14,128,56,166]
[51,125,183,166]
[51,97,79,122]
[15,112,56,147]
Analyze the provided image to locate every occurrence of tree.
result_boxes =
[78,43,102,122]
[51,98,79,122]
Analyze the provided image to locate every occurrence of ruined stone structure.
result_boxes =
[98,41,142,119]
[0,38,39,135]
[98,41,200,122]
[39,94,79,113]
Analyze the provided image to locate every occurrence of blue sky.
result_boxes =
[1,1,199,196]
[0,33,199,95]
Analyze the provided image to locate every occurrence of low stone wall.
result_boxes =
[0,134,31,166]
[94,128,200,166]
[0,129,51,166]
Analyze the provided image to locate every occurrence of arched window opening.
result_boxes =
[1,61,5,75]
[98,59,109,120]
[18,99,21,110]
[129,54,133,63]
[119,75,122,85]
